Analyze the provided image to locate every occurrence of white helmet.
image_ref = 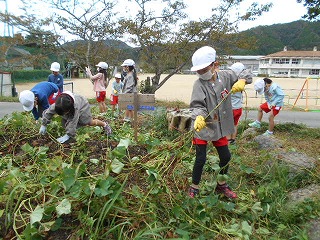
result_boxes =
[254,78,265,95]
[96,62,108,69]
[121,59,135,67]
[191,46,216,71]
[228,62,245,76]
[115,73,122,79]
[50,62,60,72]
[19,90,35,111]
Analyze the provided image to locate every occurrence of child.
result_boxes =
[48,62,64,93]
[226,62,246,144]
[110,73,124,113]
[19,81,59,121]
[121,59,137,122]
[39,91,112,143]
[85,62,108,113]
[189,46,252,199]
[248,78,285,135]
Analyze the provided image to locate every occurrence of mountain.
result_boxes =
[232,20,320,55]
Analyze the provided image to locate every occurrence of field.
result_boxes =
[0,99,319,239]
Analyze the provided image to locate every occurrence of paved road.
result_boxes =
[1,102,319,128]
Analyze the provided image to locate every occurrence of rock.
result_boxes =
[253,134,283,150]
[307,218,320,240]
[277,151,316,172]
[287,184,320,203]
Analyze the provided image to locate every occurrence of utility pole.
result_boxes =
[0,0,14,37]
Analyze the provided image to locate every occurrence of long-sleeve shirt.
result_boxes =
[48,73,64,92]
[88,72,107,92]
[264,83,285,107]
[42,94,92,137]
[31,82,58,120]
[190,69,252,141]
[122,71,137,93]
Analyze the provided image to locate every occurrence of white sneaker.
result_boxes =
[263,130,273,136]
[248,121,261,128]
[124,117,131,122]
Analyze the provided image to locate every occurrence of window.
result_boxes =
[291,58,300,64]
[309,69,320,75]
[290,69,299,75]
[273,58,290,64]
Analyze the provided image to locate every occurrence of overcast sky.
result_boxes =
[2,0,307,35]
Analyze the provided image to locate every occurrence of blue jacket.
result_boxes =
[48,73,64,92]
[31,82,58,119]
[265,83,285,107]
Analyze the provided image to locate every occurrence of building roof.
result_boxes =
[263,50,320,58]
[224,55,264,60]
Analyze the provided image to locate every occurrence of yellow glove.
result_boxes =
[194,116,206,132]
[113,89,118,94]
[231,79,246,93]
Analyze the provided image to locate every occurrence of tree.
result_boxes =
[120,0,272,93]
[297,0,320,20]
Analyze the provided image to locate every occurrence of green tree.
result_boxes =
[120,0,272,93]
[297,0,320,20]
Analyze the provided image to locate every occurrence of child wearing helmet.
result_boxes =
[85,62,108,113]
[39,91,112,143]
[19,81,59,121]
[48,62,64,93]
[110,73,124,113]
[121,59,137,122]
[248,78,285,135]
[189,46,253,199]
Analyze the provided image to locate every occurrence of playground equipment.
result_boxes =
[292,77,320,111]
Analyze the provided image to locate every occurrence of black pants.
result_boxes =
[192,144,231,185]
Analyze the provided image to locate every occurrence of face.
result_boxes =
[196,65,212,75]
[116,78,121,82]
[122,66,129,72]
[52,71,59,75]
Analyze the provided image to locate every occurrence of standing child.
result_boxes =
[248,78,285,135]
[189,46,252,199]
[48,62,64,93]
[121,59,137,122]
[110,73,124,113]
[19,81,59,121]
[86,62,108,113]
[39,91,112,143]
[226,62,246,144]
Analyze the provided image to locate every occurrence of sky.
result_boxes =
[1,0,307,36]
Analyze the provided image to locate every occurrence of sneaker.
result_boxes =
[228,139,236,145]
[263,130,273,136]
[248,121,261,128]
[215,183,238,199]
[124,117,131,122]
[104,122,112,136]
[188,186,199,198]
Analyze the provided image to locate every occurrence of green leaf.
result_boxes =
[217,174,229,183]
[111,158,124,174]
[56,199,71,217]
[241,221,252,235]
[62,168,76,191]
[21,143,34,154]
[30,205,44,225]
[94,179,113,197]
[117,138,131,148]
[256,227,271,235]
[251,202,263,214]
[90,158,99,164]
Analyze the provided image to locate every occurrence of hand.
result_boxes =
[57,134,70,143]
[231,79,246,93]
[39,125,47,135]
[194,116,206,132]
[113,89,118,94]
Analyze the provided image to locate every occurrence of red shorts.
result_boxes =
[233,108,242,126]
[110,95,119,105]
[260,102,281,116]
[48,90,61,105]
[192,137,228,147]
[96,91,106,102]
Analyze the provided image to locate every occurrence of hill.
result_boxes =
[232,20,320,55]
